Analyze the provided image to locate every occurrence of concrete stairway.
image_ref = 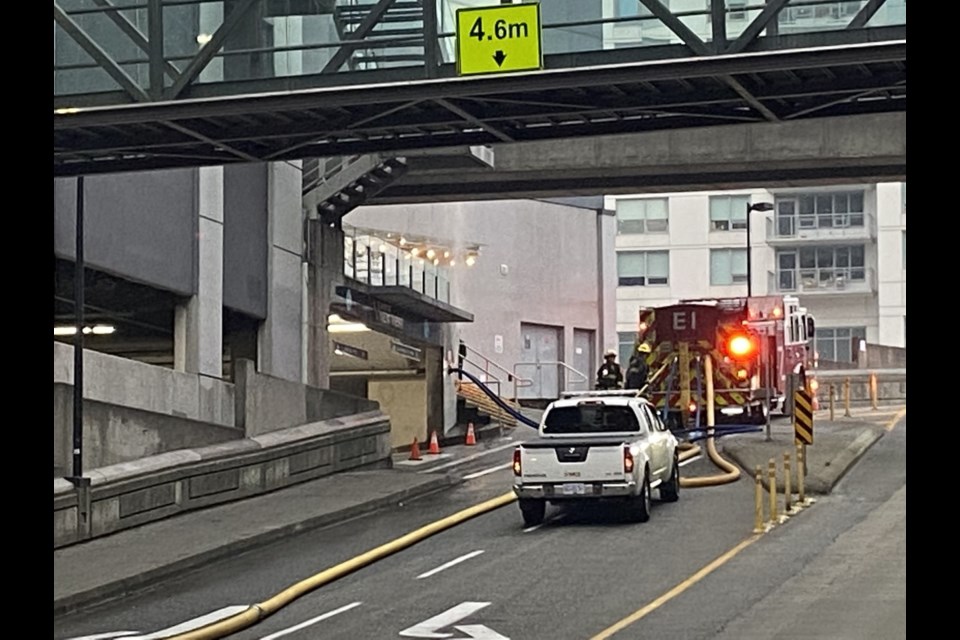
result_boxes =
[455,379,521,428]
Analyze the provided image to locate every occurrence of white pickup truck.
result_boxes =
[512,390,680,526]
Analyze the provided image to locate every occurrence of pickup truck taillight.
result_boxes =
[513,448,522,476]
[623,446,635,474]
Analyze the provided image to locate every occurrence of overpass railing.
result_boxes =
[54,0,906,105]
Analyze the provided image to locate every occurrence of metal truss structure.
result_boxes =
[54,0,906,177]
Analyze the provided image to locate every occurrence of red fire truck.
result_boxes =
[634,295,816,429]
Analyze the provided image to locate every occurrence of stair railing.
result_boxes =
[512,361,589,401]
[457,341,532,403]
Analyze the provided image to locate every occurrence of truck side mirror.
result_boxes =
[806,317,815,338]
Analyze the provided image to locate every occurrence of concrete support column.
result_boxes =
[175,167,224,378]
[597,208,617,353]
[425,346,448,434]
[258,161,304,382]
[305,220,345,389]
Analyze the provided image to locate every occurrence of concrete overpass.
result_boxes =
[369,111,906,203]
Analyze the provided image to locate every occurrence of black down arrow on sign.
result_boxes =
[493,50,507,67]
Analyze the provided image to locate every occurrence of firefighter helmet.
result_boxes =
[604,349,617,358]
[637,343,652,353]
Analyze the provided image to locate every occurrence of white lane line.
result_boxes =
[416,550,485,579]
[463,463,512,480]
[64,633,141,640]
[259,602,362,640]
[131,606,250,639]
[679,455,702,467]
[523,512,567,533]
[419,440,517,473]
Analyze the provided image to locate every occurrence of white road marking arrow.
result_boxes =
[399,602,508,639]
[455,624,511,640]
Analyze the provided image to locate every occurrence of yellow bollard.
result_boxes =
[829,383,835,421]
[754,466,764,533]
[843,377,852,417]
[870,373,879,411]
[768,458,778,524]
[784,452,793,514]
[796,443,806,505]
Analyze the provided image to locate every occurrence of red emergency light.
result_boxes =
[725,333,757,360]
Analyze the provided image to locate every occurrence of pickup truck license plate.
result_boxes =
[562,483,586,495]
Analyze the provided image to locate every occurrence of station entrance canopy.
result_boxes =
[53,0,906,177]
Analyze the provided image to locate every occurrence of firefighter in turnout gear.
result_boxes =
[625,343,651,391]
[596,350,624,390]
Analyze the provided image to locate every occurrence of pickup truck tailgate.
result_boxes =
[519,439,628,483]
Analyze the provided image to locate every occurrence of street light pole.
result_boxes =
[745,201,775,299]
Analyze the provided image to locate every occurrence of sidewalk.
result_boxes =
[54,467,461,617]
[722,403,905,494]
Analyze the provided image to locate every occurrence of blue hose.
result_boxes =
[449,368,540,429]
[680,425,763,442]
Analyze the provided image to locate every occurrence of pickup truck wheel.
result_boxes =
[660,454,680,503]
[519,499,546,527]
[628,472,652,523]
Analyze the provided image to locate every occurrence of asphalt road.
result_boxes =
[56,416,905,640]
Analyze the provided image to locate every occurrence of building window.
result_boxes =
[729,0,748,21]
[710,248,748,285]
[902,231,906,269]
[616,0,655,18]
[617,250,669,286]
[616,198,669,234]
[775,191,865,236]
[775,245,865,291]
[815,327,867,364]
[710,195,750,231]
[618,331,637,365]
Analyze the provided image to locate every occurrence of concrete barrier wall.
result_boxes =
[53,411,391,549]
[234,359,379,436]
[54,341,236,426]
[54,384,242,475]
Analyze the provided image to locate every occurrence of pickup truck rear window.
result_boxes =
[542,405,641,434]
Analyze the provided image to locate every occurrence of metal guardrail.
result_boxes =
[512,360,588,401]
[457,342,532,402]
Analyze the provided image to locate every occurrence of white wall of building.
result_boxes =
[609,182,906,361]
[347,199,614,392]
[876,182,907,347]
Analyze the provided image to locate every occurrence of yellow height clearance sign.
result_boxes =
[456,3,543,76]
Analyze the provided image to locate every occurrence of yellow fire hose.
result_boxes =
[678,354,741,488]
[168,492,517,640]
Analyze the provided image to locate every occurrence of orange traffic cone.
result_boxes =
[465,422,477,446]
[428,430,441,455]
[409,438,422,461]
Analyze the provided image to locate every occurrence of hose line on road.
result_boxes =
[678,354,741,488]
[680,429,741,487]
[168,491,519,640]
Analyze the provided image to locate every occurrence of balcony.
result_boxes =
[768,267,877,297]
[765,211,876,246]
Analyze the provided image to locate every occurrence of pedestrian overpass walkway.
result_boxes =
[54,0,906,181]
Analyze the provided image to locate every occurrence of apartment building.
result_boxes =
[607,182,906,367]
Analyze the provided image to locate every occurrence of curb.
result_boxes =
[806,427,885,494]
[54,474,461,618]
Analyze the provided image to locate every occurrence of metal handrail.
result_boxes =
[459,355,502,399]
[461,344,532,385]
[458,343,532,402]
[512,360,589,401]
